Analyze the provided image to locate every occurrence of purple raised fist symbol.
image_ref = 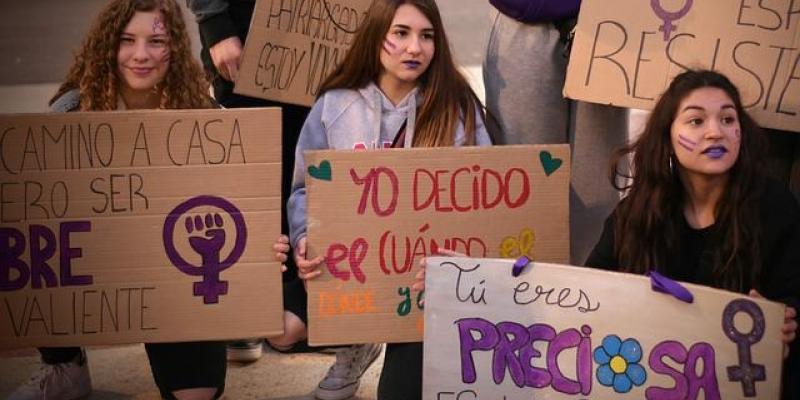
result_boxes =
[651,0,693,41]
[187,213,226,256]
[163,196,247,304]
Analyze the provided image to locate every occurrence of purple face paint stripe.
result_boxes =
[383,39,398,55]
[677,134,697,146]
[153,17,166,34]
[677,140,694,152]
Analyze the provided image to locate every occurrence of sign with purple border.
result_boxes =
[0,108,283,348]
[423,257,786,399]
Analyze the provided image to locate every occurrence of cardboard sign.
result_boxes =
[423,257,786,399]
[304,145,570,345]
[564,0,800,132]
[0,108,283,349]
[236,0,373,106]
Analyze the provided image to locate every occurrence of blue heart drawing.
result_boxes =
[308,160,332,181]
[539,151,562,176]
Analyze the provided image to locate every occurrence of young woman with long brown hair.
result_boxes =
[586,69,799,398]
[278,0,492,398]
[10,1,223,399]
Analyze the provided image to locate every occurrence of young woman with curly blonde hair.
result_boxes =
[50,0,210,111]
[11,1,224,400]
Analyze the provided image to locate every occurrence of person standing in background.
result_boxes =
[185,2,380,400]
[483,0,628,264]
[185,0,309,363]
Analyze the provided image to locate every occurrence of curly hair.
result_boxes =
[608,70,766,292]
[51,0,211,110]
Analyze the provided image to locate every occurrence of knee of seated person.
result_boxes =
[172,387,218,400]
[267,335,294,351]
[283,311,307,338]
[266,311,307,350]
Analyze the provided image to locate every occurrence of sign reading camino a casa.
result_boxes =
[0,109,283,348]
[423,257,786,400]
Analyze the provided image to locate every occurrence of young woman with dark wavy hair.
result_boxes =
[586,69,799,398]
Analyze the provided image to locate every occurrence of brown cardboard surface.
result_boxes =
[304,145,570,345]
[0,108,283,349]
[235,0,373,106]
[423,257,786,399]
[565,0,800,132]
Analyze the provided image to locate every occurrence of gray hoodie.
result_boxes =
[287,82,492,247]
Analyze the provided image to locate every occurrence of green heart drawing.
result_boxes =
[539,151,562,176]
[308,160,332,181]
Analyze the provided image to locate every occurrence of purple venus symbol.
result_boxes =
[163,195,247,304]
[650,0,694,41]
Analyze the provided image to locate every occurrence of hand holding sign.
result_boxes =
[749,289,798,359]
[411,248,466,295]
[210,36,243,82]
[295,237,324,281]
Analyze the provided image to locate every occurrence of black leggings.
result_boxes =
[377,342,423,400]
[38,341,226,398]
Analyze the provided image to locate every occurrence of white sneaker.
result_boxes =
[226,339,263,363]
[315,343,383,400]
[8,350,92,400]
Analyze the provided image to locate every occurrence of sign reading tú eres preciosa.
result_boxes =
[423,257,786,400]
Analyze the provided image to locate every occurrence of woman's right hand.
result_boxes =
[295,237,325,281]
[412,249,467,295]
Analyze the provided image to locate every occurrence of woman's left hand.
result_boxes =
[749,289,798,359]
[273,235,290,273]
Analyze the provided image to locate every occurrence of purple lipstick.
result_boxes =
[702,145,728,159]
[402,60,421,69]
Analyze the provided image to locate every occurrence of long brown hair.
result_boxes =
[318,0,484,147]
[50,0,211,110]
[609,69,766,291]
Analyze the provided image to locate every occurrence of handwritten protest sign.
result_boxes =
[564,0,800,132]
[236,0,373,106]
[0,108,283,349]
[304,145,570,345]
[423,257,786,399]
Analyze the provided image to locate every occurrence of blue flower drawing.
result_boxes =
[594,335,647,393]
